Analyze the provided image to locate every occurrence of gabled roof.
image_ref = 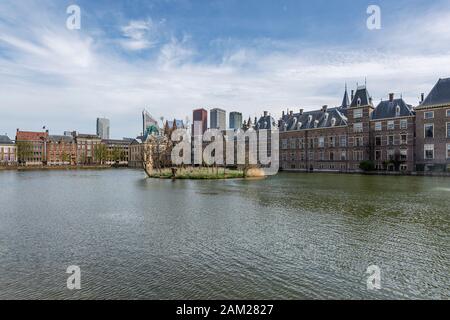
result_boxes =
[371,98,415,120]
[280,107,348,131]
[350,86,372,108]
[419,77,450,108]
[0,135,13,145]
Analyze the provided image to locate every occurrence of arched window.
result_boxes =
[396,105,401,117]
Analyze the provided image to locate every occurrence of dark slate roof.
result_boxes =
[350,86,372,108]
[255,114,276,130]
[280,107,348,131]
[419,78,450,108]
[48,135,74,143]
[0,135,13,144]
[102,139,131,145]
[341,88,350,109]
[371,98,415,120]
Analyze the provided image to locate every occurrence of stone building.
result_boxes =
[73,133,102,165]
[415,78,450,172]
[102,139,131,165]
[0,135,16,165]
[370,94,415,172]
[128,137,144,168]
[47,135,77,165]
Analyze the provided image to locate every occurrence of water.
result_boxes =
[0,169,448,300]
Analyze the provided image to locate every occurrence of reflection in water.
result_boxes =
[0,169,448,299]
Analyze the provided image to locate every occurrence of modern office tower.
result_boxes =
[229,112,243,129]
[210,108,226,130]
[96,118,110,140]
[142,109,158,136]
[193,108,208,134]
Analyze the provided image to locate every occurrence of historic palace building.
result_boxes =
[279,78,450,173]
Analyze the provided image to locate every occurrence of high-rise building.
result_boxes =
[229,112,243,129]
[210,108,226,130]
[96,118,110,140]
[193,108,208,134]
[142,110,158,136]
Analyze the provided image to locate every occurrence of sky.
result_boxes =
[1,0,450,139]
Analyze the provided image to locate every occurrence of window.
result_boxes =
[424,124,434,138]
[387,121,395,130]
[400,149,408,161]
[354,109,363,119]
[329,136,335,147]
[388,149,395,161]
[340,136,347,147]
[424,111,434,119]
[424,144,434,160]
[447,122,450,138]
[340,151,347,161]
[447,144,450,159]
[375,150,381,161]
[282,139,288,149]
[290,152,296,161]
[329,152,334,161]
[388,135,394,146]
[400,119,407,130]
[319,151,325,161]
[396,105,401,117]
[355,137,363,147]
[353,123,363,133]
[318,137,325,148]
[401,134,407,145]
[447,109,450,117]
[309,151,314,161]
[375,136,382,146]
[375,122,382,131]
[290,139,296,149]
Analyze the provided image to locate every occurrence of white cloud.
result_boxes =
[119,19,164,51]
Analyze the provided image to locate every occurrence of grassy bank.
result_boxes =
[146,167,245,180]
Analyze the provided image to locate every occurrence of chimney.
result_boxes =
[389,93,394,102]
[299,109,304,115]
[421,93,424,103]
[322,105,328,112]
[282,111,285,117]
[289,111,293,116]
[351,90,354,100]
[264,111,268,117]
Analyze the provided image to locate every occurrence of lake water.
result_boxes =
[0,169,448,299]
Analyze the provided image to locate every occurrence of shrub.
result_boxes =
[359,160,375,172]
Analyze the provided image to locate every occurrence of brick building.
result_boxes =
[370,94,416,172]
[415,78,450,172]
[15,129,49,165]
[73,133,102,165]
[47,135,77,165]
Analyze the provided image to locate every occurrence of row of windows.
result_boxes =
[423,144,450,160]
[375,134,409,146]
[424,109,450,119]
[424,122,450,139]
[281,150,365,161]
[374,119,408,131]
[282,136,348,149]
[374,149,408,161]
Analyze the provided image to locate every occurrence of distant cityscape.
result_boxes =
[1,77,450,174]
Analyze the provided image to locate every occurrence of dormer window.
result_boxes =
[357,97,362,107]
[396,105,401,117]
[331,117,336,127]
[314,120,319,128]
[308,115,313,123]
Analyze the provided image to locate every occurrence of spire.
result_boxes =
[341,83,350,108]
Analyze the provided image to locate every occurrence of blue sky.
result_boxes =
[1,0,450,138]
